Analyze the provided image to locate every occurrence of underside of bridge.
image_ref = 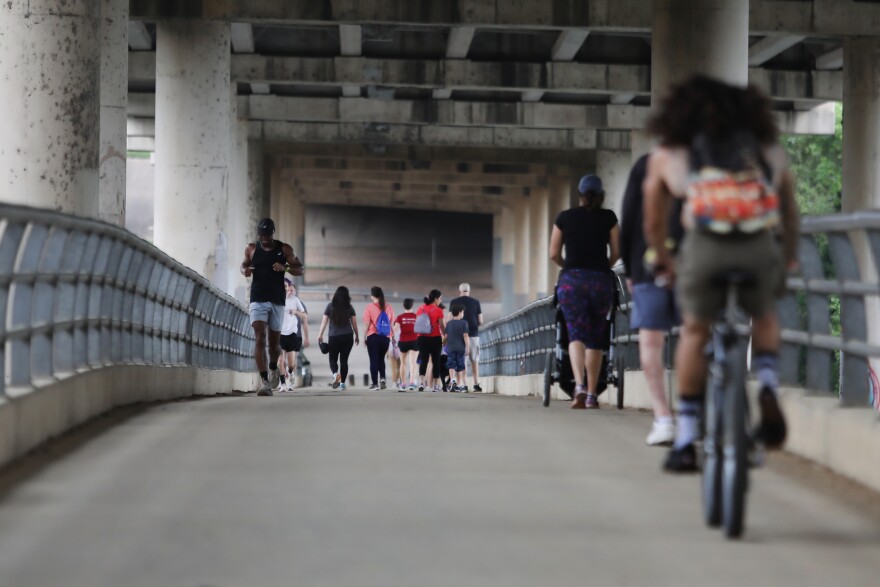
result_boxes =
[4,1,880,312]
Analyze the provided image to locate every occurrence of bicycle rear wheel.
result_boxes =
[702,377,723,528]
[722,345,749,539]
[542,351,554,407]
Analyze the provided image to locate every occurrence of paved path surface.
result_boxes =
[1,391,879,587]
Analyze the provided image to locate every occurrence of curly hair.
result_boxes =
[647,74,778,147]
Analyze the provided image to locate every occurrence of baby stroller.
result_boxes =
[542,273,627,409]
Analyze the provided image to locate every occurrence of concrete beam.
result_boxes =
[275,156,550,175]
[748,34,805,66]
[775,102,836,135]
[131,0,880,37]
[551,30,590,61]
[816,46,843,71]
[256,120,632,151]
[433,89,453,100]
[131,52,843,102]
[283,168,547,188]
[295,192,503,215]
[290,178,531,197]
[128,21,152,51]
[339,24,362,56]
[446,26,476,59]
[264,142,595,167]
[230,22,255,53]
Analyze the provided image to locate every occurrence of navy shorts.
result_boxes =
[630,282,681,331]
[446,351,466,372]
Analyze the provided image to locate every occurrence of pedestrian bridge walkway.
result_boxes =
[1,390,878,587]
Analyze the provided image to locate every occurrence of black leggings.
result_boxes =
[418,336,443,378]
[366,333,390,385]
[328,334,354,382]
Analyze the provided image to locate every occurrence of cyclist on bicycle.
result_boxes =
[642,75,800,472]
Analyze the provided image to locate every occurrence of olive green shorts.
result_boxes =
[676,230,785,322]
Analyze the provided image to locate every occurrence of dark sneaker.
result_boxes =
[663,444,699,473]
[332,373,341,390]
[368,384,379,391]
[418,385,425,392]
[571,392,587,409]
[473,384,482,393]
[756,386,787,449]
[460,385,469,393]
[585,394,599,409]
[380,379,387,390]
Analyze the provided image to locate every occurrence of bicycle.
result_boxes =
[700,269,765,539]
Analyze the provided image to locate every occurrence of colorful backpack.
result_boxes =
[685,131,780,235]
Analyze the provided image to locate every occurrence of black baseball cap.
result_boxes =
[257,218,275,236]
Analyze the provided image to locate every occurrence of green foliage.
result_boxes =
[780,103,843,216]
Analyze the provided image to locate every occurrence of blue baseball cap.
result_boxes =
[578,174,603,194]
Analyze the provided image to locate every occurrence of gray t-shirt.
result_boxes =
[324,303,355,337]
[445,319,468,354]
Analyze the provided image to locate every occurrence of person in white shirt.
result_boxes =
[278,279,309,390]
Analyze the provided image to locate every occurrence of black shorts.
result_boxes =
[398,340,418,353]
[280,333,302,353]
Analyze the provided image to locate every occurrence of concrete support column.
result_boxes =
[596,150,633,218]
[652,0,749,100]
[547,177,571,294]
[513,197,531,309]
[498,207,516,316]
[270,170,305,285]
[228,115,250,303]
[0,2,101,213]
[842,37,880,398]
[97,0,128,225]
[529,188,550,300]
[154,21,232,288]
[492,212,503,290]
[247,140,267,234]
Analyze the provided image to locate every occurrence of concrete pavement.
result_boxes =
[0,391,878,587]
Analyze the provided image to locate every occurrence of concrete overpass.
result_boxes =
[2,2,880,581]
[9,0,880,311]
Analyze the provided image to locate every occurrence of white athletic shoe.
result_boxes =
[257,379,273,396]
[646,420,676,446]
[268,369,280,390]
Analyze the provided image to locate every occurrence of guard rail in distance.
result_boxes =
[0,203,254,399]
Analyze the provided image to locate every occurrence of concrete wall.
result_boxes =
[0,367,256,469]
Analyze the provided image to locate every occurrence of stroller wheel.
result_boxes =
[542,351,554,407]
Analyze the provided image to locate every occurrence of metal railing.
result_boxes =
[480,212,880,409]
[0,203,254,398]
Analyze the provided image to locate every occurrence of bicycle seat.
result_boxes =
[710,269,757,287]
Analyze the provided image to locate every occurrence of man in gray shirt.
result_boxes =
[444,303,470,392]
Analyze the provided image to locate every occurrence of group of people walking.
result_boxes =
[241,73,798,476]
[313,284,483,393]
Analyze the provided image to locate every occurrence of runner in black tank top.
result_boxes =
[240,218,304,395]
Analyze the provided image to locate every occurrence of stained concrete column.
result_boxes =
[492,212,503,290]
[270,169,305,285]
[529,188,550,300]
[498,206,516,316]
[841,37,880,399]
[547,177,571,294]
[0,2,101,213]
[228,113,250,303]
[596,150,633,218]
[652,0,749,100]
[97,0,128,225]
[513,197,531,309]
[247,140,267,235]
[154,21,231,288]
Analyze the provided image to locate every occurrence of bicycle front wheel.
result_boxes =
[542,351,554,407]
[722,344,749,539]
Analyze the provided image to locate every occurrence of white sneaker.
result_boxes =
[269,369,280,390]
[257,379,272,396]
[646,420,675,446]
